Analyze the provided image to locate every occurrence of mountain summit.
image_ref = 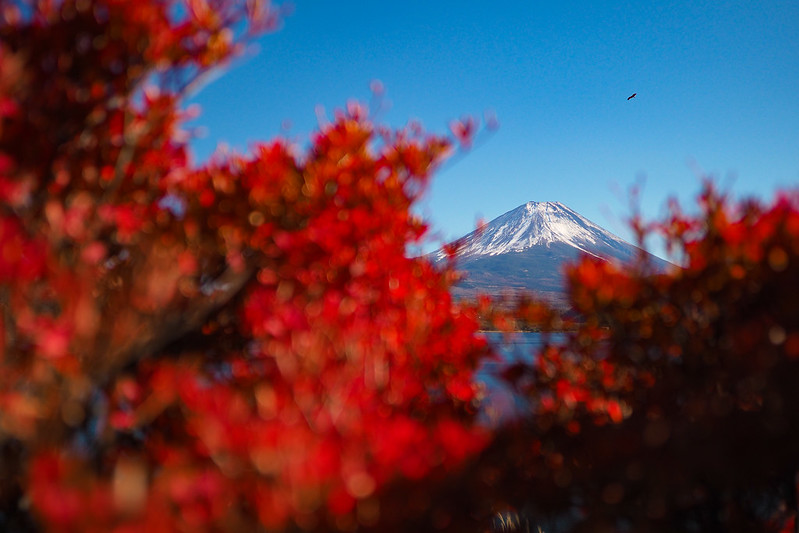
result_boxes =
[443,201,636,261]
[435,201,667,305]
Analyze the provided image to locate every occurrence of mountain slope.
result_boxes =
[434,201,668,305]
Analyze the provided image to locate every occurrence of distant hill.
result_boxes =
[431,201,670,307]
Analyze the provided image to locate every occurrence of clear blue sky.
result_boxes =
[188,1,799,259]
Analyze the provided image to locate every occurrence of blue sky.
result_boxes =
[188,1,799,259]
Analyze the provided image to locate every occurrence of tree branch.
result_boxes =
[91,263,256,385]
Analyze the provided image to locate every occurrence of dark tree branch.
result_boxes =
[91,263,256,385]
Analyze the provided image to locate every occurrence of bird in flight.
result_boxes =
[627,93,637,100]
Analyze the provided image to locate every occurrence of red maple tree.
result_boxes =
[473,184,799,532]
[4,3,799,533]
[0,2,490,531]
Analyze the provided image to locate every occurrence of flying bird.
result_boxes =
[627,93,637,100]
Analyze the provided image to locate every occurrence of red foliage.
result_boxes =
[490,183,799,531]
[0,2,491,531]
[5,2,799,532]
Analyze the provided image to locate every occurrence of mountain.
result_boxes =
[432,201,669,306]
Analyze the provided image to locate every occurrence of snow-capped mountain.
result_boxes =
[437,201,638,262]
[433,201,668,305]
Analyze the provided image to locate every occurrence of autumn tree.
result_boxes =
[0,2,493,531]
[6,3,799,533]
[465,184,799,532]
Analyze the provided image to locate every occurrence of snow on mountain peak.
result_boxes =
[448,201,630,259]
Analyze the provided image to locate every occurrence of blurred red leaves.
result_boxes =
[4,2,799,532]
[488,182,799,531]
[448,116,477,149]
[0,2,494,531]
